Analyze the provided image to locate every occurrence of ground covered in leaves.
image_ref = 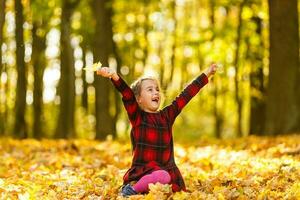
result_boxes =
[0,135,300,200]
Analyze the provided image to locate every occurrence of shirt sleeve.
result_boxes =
[163,73,209,125]
[111,76,140,125]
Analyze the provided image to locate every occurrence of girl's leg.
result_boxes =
[132,170,171,193]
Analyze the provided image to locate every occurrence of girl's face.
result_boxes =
[137,79,161,113]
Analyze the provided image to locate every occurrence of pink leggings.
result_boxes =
[132,170,171,193]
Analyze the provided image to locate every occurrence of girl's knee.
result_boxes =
[152,170,171,184]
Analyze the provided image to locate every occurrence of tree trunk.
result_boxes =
[233,1,246,137]
[92,0,115,140]
[159,39,166,89]
[265,0,300,135]
[3,65,8,135]
[249,16,266,135]
[209,0,222,138]
[169,0,177,85]
[55,0,80,138]
[0,0,6,135]
[0,0,5,74]
[112,28,122,139]
[142,0,149,68]
[14,0,27,138]
[80,43,88,110]
[32,22,46,139]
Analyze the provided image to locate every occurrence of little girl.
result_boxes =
[97,64,217,196]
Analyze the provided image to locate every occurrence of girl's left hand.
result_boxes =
[204,63,218,78]
[209,63,218,75]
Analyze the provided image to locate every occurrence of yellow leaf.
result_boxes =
[217,193,225,200]
[83,61,102,71]
[18,192,30,200]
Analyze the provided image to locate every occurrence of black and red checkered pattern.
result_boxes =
[111,73,208,192]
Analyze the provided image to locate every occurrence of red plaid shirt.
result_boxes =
[111,73,208,192]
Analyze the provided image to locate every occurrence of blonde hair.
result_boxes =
[130,76,160,97]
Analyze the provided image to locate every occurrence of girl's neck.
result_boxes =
[141,107,159,113]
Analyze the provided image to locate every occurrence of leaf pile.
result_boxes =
[0,135,299,199]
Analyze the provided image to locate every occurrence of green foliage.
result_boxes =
[1,0,298,139]
[31,0,57,28]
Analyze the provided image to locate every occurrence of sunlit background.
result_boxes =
[0,0,299,140]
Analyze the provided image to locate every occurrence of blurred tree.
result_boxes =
[111,20,122,139]
[80,43,88,110]
[32,23,46,139]
[0,0,6,135]
[248,15,266,135]
[142,0,150,69]
[265,0,300,135]
[31,0,54,138]
[233,0,247,137]
[168,0,177,86]
[0,0,5,74]
[55,0,80,138]
[209,0,223,138]
[75,0,94,111]
[14,0,27,138]
[92,0,115,140]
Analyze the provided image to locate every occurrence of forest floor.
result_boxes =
[0,135,299,200]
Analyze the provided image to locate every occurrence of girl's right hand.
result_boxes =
[96,67,114,77]
[97,67,119,81]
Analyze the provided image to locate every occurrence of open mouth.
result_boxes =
[152,97,159,103]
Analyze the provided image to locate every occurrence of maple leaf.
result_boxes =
[83,61,102,71]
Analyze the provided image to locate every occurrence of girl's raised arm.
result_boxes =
[163,64,217,124]
[97,67,140,125]
[163,73,208,124]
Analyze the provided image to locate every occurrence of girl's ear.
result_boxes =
[136,95,142,104]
